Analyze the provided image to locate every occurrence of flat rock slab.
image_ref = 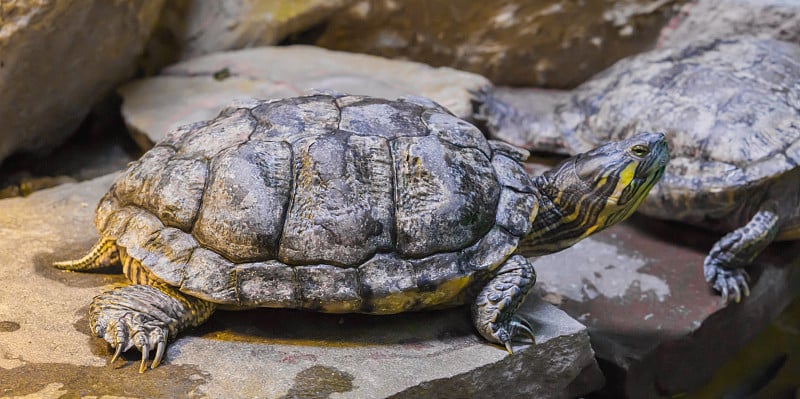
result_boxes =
[0,175,603,399]
[528,214,800,398]
[118,45,490,150]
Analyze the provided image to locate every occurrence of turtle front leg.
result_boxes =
[472,255,537,354]
[704,207,779,304]
[90,284,216,372]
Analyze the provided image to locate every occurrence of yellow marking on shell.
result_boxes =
[368,291,421,314]
[205,330,375,347]
[416,274,473,307]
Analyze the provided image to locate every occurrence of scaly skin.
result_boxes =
[704,207,780,303]
[56,240,217,372]
[473,255,537,352]
[91,283,216,373]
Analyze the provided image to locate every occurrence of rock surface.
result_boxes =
[0,175,603,399]
[527,214,800,398]
[293,0,686,87]
[119,45,491,149]
[0,0,164,165]
[141,0,358,72]
[658,0,800,48]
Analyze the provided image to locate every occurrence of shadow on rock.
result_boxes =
[188,306,477,349]
[32,246,125,289]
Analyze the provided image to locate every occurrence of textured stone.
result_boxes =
[0,0,164,164]
[294,0,686,87]
[141,0,358,72]
[119,45,490,149]
[527,214,800,398]
[658,0,800,48]
[0,175,603,398]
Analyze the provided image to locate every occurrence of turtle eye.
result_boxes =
[630,144,650,157]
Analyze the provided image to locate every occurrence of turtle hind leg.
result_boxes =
[705,207,780,304]
[91,283,217,373]
[53,237,119,271]
[472,255,537,354]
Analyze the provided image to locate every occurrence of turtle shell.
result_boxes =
[95,94,537,313]
[556,37,800,225]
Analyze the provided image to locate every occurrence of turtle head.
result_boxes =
[522,132,669,255]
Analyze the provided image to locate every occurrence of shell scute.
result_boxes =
[339,97,427,139]
[181,248,237,303]
[357,254,417,314]
[140,227,196,287]
[236,261,299,307]
[279,132,394,266]
[251,95,339,142]
[296,265,362,313]
[392,135,500,258]
[423,110,491,157]
[177,109,256,159]
[495,188,538,237]
[193,139,293,262]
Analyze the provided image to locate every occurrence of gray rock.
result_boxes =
[0,175,603,398]
[658,0,800,48]
[296,0,687,87]
[141,0,359,72]
[118,45,491,149]
[0,0,164,165]
[528,215,800,398]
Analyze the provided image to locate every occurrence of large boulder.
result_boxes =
[290,0,686,87]
[119,45,491,149]
[0,0,164,165]
[658,0,800,48]
[141,0,358,72]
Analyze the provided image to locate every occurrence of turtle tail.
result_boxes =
[53,237,120,271]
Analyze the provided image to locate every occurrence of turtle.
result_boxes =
[54,93,668,373]
[472,36,800,303]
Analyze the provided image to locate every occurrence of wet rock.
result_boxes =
[119,45,490,149]
[141,0,358,72]
[658,0,800,48]
[528,214,800,398]
[0,0,164,165]
[0,175,603,398]
[291,0,686,87]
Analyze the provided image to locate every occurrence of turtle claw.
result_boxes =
[705,262,750,305]
[110,344,123,367]
[495,316,538,355]
[92,309,169,372]
[511,317,536,344]
[139,343,150,373]
[152,341,166,369]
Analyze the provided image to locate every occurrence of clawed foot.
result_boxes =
[704,261,750,304]
[494,316,537,355]
[90,299,170,373]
